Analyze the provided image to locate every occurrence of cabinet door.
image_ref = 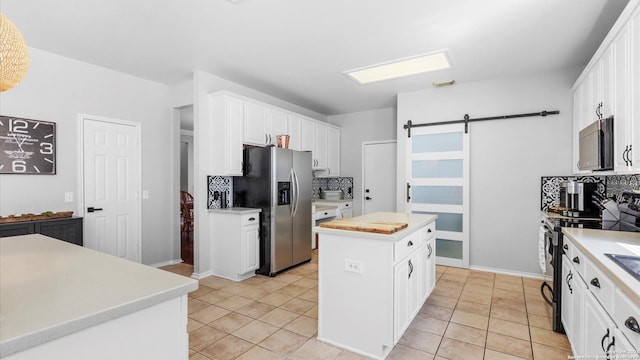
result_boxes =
[629,6,640,171]
[393,258,410,343]
[327,127,341,176]
[561,256,574,340]
[268,109,288,146]
[242,225,260,273]
[599,45,615,118]
[570,274,586,355]
[300,118,314,152]
[226,96,244,175]
[614,23,633,171]
[0,222,33,237]
[288,115,302,151]
[573,84,585,173]
[243,101,268,146]
[341,209,353,218]
[426,238,436,296]
[313,123,328,169]
[584,292,617,359]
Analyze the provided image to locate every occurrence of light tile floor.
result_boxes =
[162,251,573,360]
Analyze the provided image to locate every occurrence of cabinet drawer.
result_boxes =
[615,288,640,350]
[241,213,260,226]
[586,259,614,312]
[394,230,421,262]
[562,238,574,262]
[570,244,587,280]
[316,208,338,220]
[421,222,435,241]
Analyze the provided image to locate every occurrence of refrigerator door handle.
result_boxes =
[290,168,297,217]
[292,169,300,217]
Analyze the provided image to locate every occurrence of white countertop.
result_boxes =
[313,199,353,204]
[313,212,437,241]
[208,207,261,214]
[0,234,198,357]
[561,228,640,306]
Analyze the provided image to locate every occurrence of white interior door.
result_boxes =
[82,115,141,262]
[406,125,469,268]
[363,141,397,214]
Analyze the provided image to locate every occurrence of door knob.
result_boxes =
[87,207,103,213]
[365,196,372,200]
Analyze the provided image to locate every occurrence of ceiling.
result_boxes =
[1,0,629,116]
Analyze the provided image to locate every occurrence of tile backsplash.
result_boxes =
[207,175,354,209]
[540,174,639,211]
[312,177,353,200]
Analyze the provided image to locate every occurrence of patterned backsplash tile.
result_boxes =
[207,175,232,209]
[540,174,639,211]
[312,177,354,200]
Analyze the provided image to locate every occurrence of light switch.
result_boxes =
[64,192,74,202]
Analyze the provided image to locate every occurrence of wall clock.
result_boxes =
[0,116,56,174]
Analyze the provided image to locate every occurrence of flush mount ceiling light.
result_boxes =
[344,51,451,84]
[0,13,30,92]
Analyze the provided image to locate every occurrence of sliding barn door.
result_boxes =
[406,124,469,268]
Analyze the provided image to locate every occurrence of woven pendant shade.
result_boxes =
[0,13,29,92]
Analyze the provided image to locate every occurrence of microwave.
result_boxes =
[578,116,614,171]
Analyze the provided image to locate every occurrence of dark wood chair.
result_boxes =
[180,191,194,233]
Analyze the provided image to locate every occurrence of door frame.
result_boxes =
[361,140,397,215]
[78,113,143,262]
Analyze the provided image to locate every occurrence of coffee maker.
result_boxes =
[559,181,600,218]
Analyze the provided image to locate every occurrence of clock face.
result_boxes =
[0,116,56,174]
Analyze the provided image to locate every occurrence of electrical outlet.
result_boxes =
[344,259,363,274]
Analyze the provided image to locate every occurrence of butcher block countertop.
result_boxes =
[314,212,437,241]
[0,234,198,357]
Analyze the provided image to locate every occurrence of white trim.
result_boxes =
[190,270,213,280]
[469,264,553,281]
[78,113,143,263]
[361,140,397,214]
[149,259,184,268]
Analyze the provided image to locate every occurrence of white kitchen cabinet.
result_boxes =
[288,114,314,152]
[314,200,352,219]
[267,108,289,146]
[327,126,341,176]
[243,100,269,146]
[615,288,640,351]
[209,92,244,176]
[420,223,436,302]
[573,0,640,174]
[561,255,574,342]
[584,291,618,359]
[313,123,328,169]
[211,209,261,281]
[393,250,420,343]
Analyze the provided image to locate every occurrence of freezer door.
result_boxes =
[292,151,312,265]
[273,148,294,273]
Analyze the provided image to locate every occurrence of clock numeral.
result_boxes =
[40,142,53,155]
[9,119,29,134]
[12,160,27,173]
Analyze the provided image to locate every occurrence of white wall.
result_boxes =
[397,68,578,276]
[328,108,397,216]
[0,48,177,265]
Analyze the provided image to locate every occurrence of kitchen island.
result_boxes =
[314,212,437,359]
[0,234,198,360]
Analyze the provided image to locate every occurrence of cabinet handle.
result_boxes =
[427,228,432,233]
[590,277,601,288]
[427,243,432,257]
[563,244,568,250]
[601,328,610,352]
[573,256,580,264]
[596,102,603,119]
[566,271,573,294]
[248,217,255,221]
[407,240,414,247]
[605,337,615,360]
[623,146,630,166]
[625,317,640,333]
[629,144,633,166]
[345,204,349,207]
[408,259,413,279]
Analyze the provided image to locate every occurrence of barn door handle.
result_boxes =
[406,183,411,202]
[87,207,103,213]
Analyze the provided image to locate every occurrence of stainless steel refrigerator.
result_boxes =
[233,146,312,276]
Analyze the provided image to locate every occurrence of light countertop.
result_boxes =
[313,212,437,241]
[313,199,353,204]
[315,205,338,212]
[209,207,261,214]
[561,228,640,306]
[0,234,198,357]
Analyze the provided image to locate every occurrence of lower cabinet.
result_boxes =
[393,250,420,343]
[211,209,261,281]
[0,217,83,246]
[584,291,617,358]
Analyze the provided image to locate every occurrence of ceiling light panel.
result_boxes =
[344,51,451,84]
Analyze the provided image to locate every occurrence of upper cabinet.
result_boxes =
[572,0,640,174]
[208,91,340,176]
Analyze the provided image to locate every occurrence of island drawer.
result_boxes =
[394,230,421,262]
[421,222,435,241]
[585,259,614,312]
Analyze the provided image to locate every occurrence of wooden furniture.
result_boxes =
[0,217,83,246]
[180,191,194,233]
[315,212,437,359]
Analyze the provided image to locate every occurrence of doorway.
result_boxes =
[362,141,397,214]
[178,106,194,265]
[81,114,141,262]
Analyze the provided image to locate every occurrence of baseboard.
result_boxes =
[191,270,212,280]
[148,258,184,268]
[469,265,553,281]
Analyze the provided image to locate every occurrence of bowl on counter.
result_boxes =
[320,190,343,200]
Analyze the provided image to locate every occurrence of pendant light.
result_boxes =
[0,13,30,92]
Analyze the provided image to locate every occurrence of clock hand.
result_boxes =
[11,133,25,152]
